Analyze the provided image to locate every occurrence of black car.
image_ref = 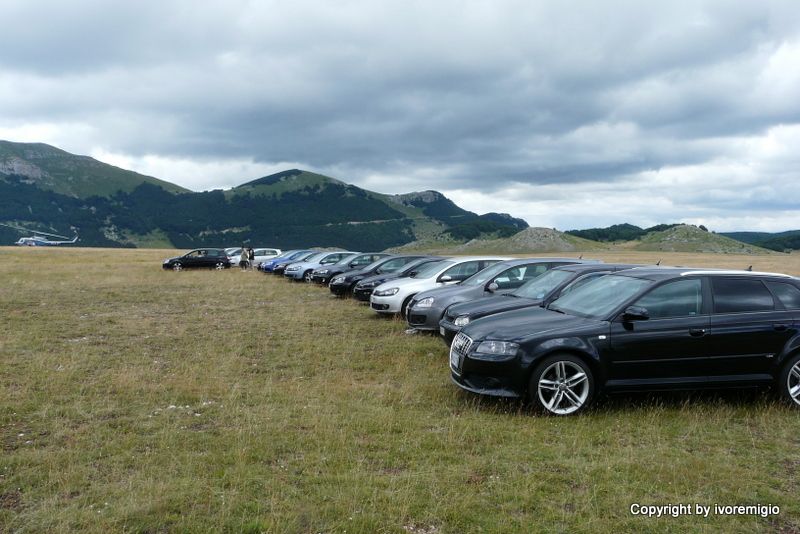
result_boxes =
[349,256,444,300]
[439,263,641,345]
[450,268,800,415]
[162,249,231,271]
[310,253,390,285]
[330,255,436,297]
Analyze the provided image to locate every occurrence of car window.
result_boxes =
[375,258,406,273]
[559,272,610,297]
[514,269,573,300]
[766,281,800,310]
[634,278,703,318]
[549,274,652,319]
[442,261,481,281]
[491,265,542,290]
[415,261,453,278]
[712,278,775,313]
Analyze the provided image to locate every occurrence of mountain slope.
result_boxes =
[0,143,527,249]
[0,141,189,198]
[633,225,773,254]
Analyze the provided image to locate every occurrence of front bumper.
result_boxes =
[449,334,526,398]
[310,273,332,284]
[284,269,304,280]
[438,319,460,346]
[329,281,351,296]
[353,286,374,301]
[406,301,446,331]
[370,294,401,313]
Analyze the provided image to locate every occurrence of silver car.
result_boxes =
[284,251,357,281]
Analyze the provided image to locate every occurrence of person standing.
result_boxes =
[239,244,249,271]
[248,247,255,270]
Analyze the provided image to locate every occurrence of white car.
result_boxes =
[370,256,512,316]
[228,247,282,266]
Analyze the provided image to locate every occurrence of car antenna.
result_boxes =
[746,265,753,271]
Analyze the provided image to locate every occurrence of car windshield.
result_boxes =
[374,257,409,274]
[287,251,311,260]
[513,270,573,299]
[333,254,360,265]
[548,274,652,319]
[413,260,453,279]
[303,252,326,262]
[462,261,514,286]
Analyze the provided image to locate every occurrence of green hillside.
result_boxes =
[0,143,527,249]
[0,141,189,198]
[634,225,773,254]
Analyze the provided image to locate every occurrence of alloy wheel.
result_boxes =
[173,263,182,272]
[788,361,800,406]
[537,360,590,415]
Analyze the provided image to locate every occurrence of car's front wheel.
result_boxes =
[303,270,313,282]
[529,354,594,416]
[778,353,800,407]
[172,262,183,272]
[215,262,226,270]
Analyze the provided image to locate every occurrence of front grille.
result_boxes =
[450,333,473,374]
[371,302,390,311]
[408,313,427,325]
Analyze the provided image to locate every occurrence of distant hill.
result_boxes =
[392,227,606,254]
[0,142,527,249]
[633,225,772,254]
[0,141,188,197]
[567,223,681,242]
[721,230,800,252]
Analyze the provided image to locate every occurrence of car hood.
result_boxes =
[356,272,402,285]
[414,284,483,305]
[164,255,182,262]
[446,294,541,319]
[460,307,606,343]
[375,276,438,293]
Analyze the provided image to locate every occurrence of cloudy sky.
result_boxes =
[1,0,799,231]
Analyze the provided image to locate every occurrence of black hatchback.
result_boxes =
[162,249,231,271]
[450,268,800,415]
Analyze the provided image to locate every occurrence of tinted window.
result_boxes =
[443,261,481,281]
[559,272,610,297]
[634,278,702,318]
[376,258,407,273]
[549,275,652,319]
[765,281,800,310]
[712,278,775,313]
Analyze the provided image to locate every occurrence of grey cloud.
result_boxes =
[1,0,799,229]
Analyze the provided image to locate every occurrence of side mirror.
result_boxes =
[439,275,453,283]
[622,306,649,321]
[408,270,419,277]
[487,282,499,293]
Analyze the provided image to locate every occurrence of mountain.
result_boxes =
[633,225,772,254]
[0,142,526,250]
[0,141,188,197]
[566,223,681,242]
[391,226,606,254]
[721,230,800,252]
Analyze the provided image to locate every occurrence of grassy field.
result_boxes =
[1,247,799,533]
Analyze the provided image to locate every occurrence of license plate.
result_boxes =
[449,347,460,373]
[439,327,445,336]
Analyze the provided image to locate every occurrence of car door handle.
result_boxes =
[773,323,789,332]
[688,328,706,337]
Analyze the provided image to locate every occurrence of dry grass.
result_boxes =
[1,247,799,532]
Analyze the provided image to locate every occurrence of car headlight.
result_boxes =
[286,266,299,271]
[373,287,399,297]
[454,316,470,327]
[359,281,378,288]
[331,276,344,284]
[317,269,329,274]
[475,340,519,356]
[416,297,434,308]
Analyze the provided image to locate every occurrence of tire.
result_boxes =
[529,353,594,416]
[215,262,226,270]
[303,270,313,283]
[778,353,800,407]
[172,262,183,272]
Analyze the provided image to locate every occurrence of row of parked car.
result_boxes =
[163,247,800,416]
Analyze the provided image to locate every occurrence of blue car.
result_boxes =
[259,250,313,273]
